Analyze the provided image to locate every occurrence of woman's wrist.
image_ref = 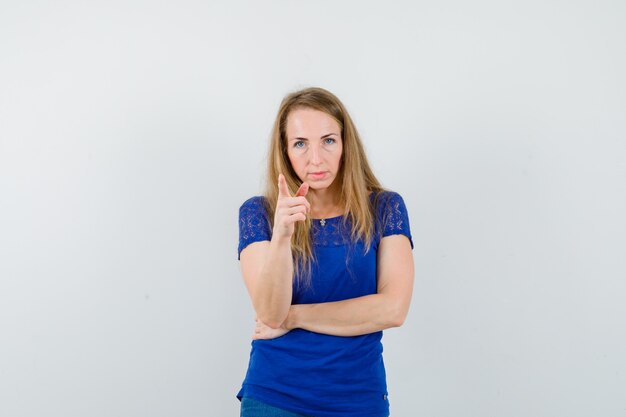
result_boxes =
[283,305,300,331]
[270,232,292,248]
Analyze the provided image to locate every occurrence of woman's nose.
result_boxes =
[309,145,322,165]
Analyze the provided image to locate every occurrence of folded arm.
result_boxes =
[253,234,414,339]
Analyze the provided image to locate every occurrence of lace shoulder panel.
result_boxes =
[238,196,272,259]
[374,191,414,249]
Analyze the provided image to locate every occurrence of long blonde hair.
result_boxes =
[263,87,385,288]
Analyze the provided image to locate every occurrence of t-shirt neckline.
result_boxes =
[311,213,346,221]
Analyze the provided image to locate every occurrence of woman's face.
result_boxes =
[285,108,343,191]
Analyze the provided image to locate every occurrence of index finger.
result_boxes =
[277,174,291,198]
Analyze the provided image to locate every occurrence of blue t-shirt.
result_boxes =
[237,191,413,417]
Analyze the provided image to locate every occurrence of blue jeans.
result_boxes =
[240,397,313,417]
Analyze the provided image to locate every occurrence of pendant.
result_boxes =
[320,219,326,226]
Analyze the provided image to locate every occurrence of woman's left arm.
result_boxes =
[253,234,414,339]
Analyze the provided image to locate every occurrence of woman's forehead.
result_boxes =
[286,108,340,137]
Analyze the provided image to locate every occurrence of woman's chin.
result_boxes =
[307,179,335,192]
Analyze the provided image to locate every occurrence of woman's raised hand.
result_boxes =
[273,174,310,239]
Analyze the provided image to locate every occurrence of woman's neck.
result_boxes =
[308,187,344,218]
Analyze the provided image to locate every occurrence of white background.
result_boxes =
[1,1,625,416]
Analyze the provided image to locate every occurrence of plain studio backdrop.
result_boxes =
[1,1,624,416]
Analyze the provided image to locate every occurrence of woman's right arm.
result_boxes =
[239,174,309,329]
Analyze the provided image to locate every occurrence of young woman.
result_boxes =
[237,87,414,417]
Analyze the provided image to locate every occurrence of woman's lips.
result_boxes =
[309,171,327,180]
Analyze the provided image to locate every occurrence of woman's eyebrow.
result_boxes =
[293,133,338,140]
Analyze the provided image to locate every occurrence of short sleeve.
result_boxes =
[238,196,272,259]
[377,191,414,249]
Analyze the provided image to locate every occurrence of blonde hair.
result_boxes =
[263,87,385,288]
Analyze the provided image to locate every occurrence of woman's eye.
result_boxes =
[294,141,305,148]
[324,138,336,145]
